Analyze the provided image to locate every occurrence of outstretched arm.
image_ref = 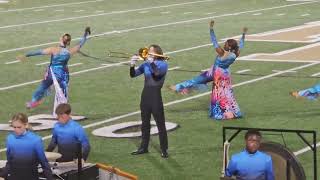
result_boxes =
[236,27,248,57]
[17,47,54,61]
[69,27,91,55]
[209,20,224,57]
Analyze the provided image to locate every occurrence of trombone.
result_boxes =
[107,47,170,61]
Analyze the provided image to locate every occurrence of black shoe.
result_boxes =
[131,148,148,155]
[161,151,169,158]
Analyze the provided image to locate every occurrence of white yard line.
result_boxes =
[68,62,83,67]
[272,69,296,73]
[0,1,315,56]
[5,60,20,64]
[294,142,320,156]
[0,62,318,153]
[0,0,216,29]
[35,61,50,66]
[168,66,181,71]
[310,72,320,77]
[236,69,251,74]
[0,0,104,13]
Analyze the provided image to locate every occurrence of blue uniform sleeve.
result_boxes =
[266,156,274,180]
[226,156,237,177]
[210,29,220,48]
[46,128,58,152]
[35,138,53,180]
[26,49,45,57]
[75,126,90,161]
[130,64,144,77]
[239,33,245,49]
[150,61,168,81]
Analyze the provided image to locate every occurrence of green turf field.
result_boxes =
[1,0,320,179]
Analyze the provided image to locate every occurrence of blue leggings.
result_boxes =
[175,72,213,92]
[32,68,69,102]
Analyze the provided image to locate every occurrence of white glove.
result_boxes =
[130,55,139,65]
[146,56,154,63]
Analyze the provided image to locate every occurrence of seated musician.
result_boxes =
[47,103,90,162]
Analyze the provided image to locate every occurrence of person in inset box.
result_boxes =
[46,103,90,162]
[226,130,274,180]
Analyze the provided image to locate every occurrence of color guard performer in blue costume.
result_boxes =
[46,103,90,162]
[290,84,320,100]
[209,20,246,120]
[130,45,169,158]
[17,27,91,109]
[3,113,53,180]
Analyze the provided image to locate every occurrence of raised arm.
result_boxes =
[69,27,91,55]
[209,20,224,57]
[236,27,248,57]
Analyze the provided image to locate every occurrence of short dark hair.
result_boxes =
[55,103,71,115]
[245,129,262,140]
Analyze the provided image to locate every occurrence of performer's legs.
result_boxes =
[152,106,168,152]
[140,104,152,150]
[171,72,212,94]
[27,77,53,108]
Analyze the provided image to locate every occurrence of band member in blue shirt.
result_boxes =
[3,113,53,180]
[130,44,169,158]
[226,130,274,180]
[46,103,90,162]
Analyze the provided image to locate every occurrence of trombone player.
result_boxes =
[129,44,169,158]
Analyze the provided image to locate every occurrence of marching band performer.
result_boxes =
[3,113,53,180]
[130,45,169,158]
[17,27,91,109]
[209,20,247,120]
[46,103,90,162]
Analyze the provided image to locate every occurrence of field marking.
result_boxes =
[0,0,8,3]
[168,66,181,71]
[0,0,104,13]
[160,11,171,14]
[33,9,45,12]
[0,62,318,153]
[4,60,20,64]
[294,142,320,156]
[301,13,310,16]
[0,0,216,29]
[272,70,296,73]
[237,42,320,63]
[68,62,83,67]
[310,72,320,77]
[183,12,193,15]
[0,1,315,56]
[236,69,251,74]
[252,13,262,16]
[276,13,286,16]
[35,61,50,66]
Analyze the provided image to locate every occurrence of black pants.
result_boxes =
[140,87,168,151]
